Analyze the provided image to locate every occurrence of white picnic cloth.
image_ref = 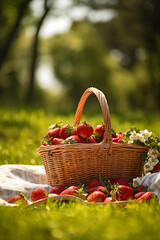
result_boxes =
[0,164,52,201]
[1,164,160,203]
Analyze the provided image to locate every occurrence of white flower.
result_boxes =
[147,149,159,158]
[132,177,141,188]
[140,129,152,141]
[129,131,140,141]
[148,157,159,166]
[143,162,154,173]
[138,134,146,143]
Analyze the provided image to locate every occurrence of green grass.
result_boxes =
[0,201,160,240]
[0,106,160,240]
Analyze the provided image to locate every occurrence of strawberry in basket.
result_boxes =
[76,121,93,139]
[60,124,76,139]
[46,124,61,139]
[93,124,105,142]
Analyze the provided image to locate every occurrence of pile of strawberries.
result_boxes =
[7,176,157,206]
[41,122,123,146]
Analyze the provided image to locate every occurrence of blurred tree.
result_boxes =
[50,21,110,108]
[0,0,31,70]
[26,0,53,103]
[77,0,160,108]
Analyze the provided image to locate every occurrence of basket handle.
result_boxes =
[74,87,112,145]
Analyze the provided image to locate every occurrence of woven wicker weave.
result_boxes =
[37,87,149,186]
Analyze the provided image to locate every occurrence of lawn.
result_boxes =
[0,106,160,240]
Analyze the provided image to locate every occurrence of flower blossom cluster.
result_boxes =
[124,127,160,179]
[143,149,160,174]
[129,129,152,144]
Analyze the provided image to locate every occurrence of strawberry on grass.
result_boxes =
[104,197,115,203]
[30,189,49,202]
[60,186,79,196]
[88,186,107,194]
[50,185,66,195]
[110,185,133,201]
[87,190,106,203]
[8,192,28,205]
[133,191,146,200]
[87,179,101,189]
[110,177,130,186]
[135,185,147,193]
[136,192,157,203]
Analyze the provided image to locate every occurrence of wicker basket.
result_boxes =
[37,87,149,186]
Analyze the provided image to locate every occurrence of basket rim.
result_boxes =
[37,142,149,154]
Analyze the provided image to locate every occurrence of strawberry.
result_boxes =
[94,124,105,140]
[63,135,86,144]
[86,137,97,143]
[104,197,115,203]
[88,186,106,194]
[46,128,60,139]
[52,137,63,145]
[151,163,160,173]
[112,133,124,143]
[60,124,76,139]
[111,185,133,201]
[133,191,146,200]
[8,192,28,205]
[76,122,93,139]
[50,185,66,195]
[87,191,106,202]
[135,185,147,193]
[60,186,79,196]
[136,192,155,202]
[110,177,129,186]
[30,189,49,202]
[40,143,49,146]
[87,179,101,189]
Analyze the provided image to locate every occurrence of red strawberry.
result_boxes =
[88,186,106,194]
[60,124,76,139]
[86,137,97,143]
[30,189,49,202]
[87,179,101,189]
[60,186,79,196]
[104,197,115,203]
[136,192,155,202]
[64,135,86,144]
[135,185,147,193]
[50,185,66,195]
[46,128,60,139]
[8,193,28,205]
[76,122,93,139]
[151,163,160,173]
[87,191,106,202]
[94,124,105,139]
[133,191,146,200]
[52,138,63,145]
[111,185,133,201]
[112,133,124,143]
[110,177,129,186]
[40,143,49,146]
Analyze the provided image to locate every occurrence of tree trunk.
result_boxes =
[26,0,52,103]
[0,0,31,70]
